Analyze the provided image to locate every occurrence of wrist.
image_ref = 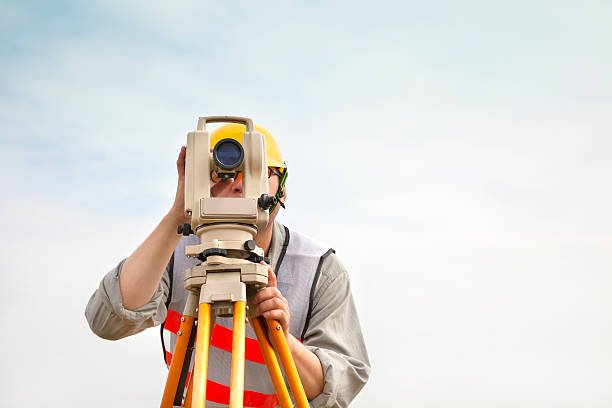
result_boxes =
[164,211,185,235]
[286,333,301,354]
[166,209,187,228]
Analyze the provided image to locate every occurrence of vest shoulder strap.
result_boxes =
[276,228,333,339]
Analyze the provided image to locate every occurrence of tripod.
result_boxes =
[160,253,309,408]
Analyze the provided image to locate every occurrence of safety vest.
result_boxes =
[161,226,334,408]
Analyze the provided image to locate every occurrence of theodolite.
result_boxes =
[160,116,308,408]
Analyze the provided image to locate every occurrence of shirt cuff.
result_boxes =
[101,259,167,323]
[304,346,339,408]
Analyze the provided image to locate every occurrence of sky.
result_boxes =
[1,1,611,407]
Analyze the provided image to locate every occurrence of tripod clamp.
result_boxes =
[195,247,269,264]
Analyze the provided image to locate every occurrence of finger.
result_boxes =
[252,287,284,305]
[262,310,289,329]
[254,297,288,316]
[177,146,186,178]
[261,261,277,288]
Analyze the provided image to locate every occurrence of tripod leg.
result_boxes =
[185,309,213,408]
[161,291,199,408]
[229,301,246,408]
[251,316,293,408]
[266,319,310,408]
[160,315,195,408]
[183,371,194,408]
[192,302,212,408]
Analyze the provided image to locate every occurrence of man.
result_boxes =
[85,123,370,407]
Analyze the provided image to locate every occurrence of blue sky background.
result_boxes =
[1,1,611,406]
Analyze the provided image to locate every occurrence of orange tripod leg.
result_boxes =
[183,371,194,408]
[229,301,246,408]
[251,316,293,408]
[266,319,310,408]
[191,303,212,408]
[161,315,195,408]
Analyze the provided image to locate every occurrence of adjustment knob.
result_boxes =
[177,223,193,236]
[258,194,278,210]
[244,240,256,251]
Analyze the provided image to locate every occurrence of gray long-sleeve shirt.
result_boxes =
[85,222,370,407]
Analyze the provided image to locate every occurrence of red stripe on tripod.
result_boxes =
[210,324,265,364]
[205,379,279,408]
[165,309,182,334]
[164,320,266,364]
[161,361,279,407]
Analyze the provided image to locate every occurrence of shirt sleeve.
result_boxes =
[84,259,170,340]
[303,253,371,408]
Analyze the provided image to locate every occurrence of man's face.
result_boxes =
[210,170,281,199]
[210,171,284,229]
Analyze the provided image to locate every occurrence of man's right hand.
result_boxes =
[120,147,189,310]
[169,146,189,226]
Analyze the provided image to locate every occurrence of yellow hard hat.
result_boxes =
[209,123,286,170]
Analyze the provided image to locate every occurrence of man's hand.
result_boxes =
[251,262,291,337]
[210,177,238,197]
[169,146,189,225]
[251,262,325,400]
[121,147,188,310]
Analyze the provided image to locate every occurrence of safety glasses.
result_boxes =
[210,167,284,183]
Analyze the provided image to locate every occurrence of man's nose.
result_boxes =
[210,173,243,197]
[230,176,243,195]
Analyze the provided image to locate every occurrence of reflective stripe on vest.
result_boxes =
[161,226,332,407]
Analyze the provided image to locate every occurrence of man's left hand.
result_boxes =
[251,262,290,337]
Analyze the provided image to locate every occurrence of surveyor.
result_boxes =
[85,123,370,407]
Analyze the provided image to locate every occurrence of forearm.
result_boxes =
[288,334,325,400]
[119,212,182,310]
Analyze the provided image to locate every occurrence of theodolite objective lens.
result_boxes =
[213,138,244,170]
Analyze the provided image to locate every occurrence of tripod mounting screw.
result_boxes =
[177,223,193,236]
[244,240,256,251]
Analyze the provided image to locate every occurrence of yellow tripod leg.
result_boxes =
[251,316,293,408]
[185,310,213,408]
[160,315,195,408]
[229,301,246,408]
[266,319,309,408]
[192,303,212,408]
